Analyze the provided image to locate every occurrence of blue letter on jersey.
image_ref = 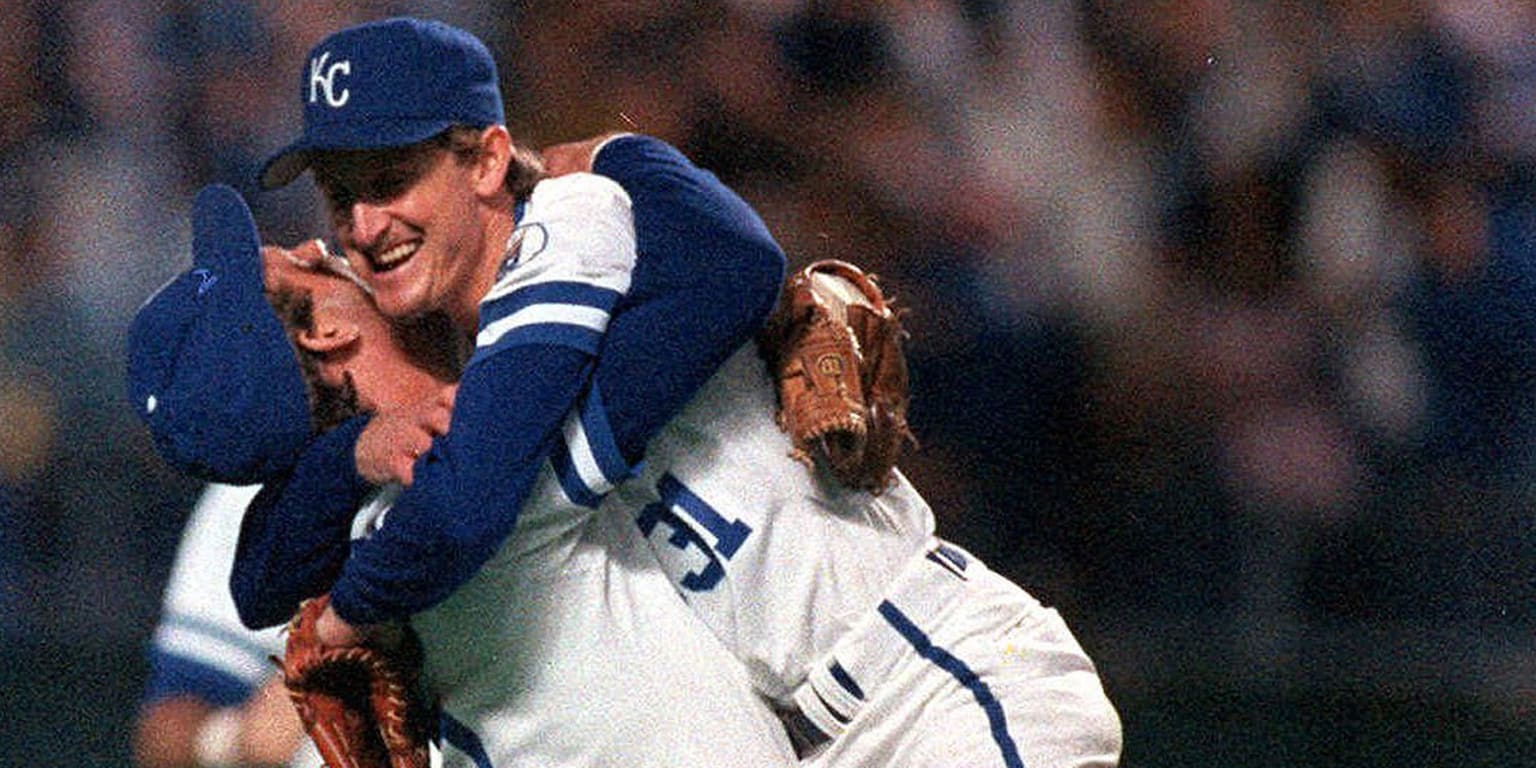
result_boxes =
[634,474,751,591]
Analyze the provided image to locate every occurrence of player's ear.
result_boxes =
[472,125,513,198]
[296,319,361,354]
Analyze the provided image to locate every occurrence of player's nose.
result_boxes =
[346,201,390,252]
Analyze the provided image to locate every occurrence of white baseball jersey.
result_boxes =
[602,348,1124,767]
[147,483,321,767]
[348,175,795,768]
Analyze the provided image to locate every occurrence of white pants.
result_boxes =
[796,544,1122,768]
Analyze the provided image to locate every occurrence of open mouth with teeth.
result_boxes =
[369,241,420,273]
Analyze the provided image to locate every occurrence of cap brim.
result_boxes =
[258,117,468,190]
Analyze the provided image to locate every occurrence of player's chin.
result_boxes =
[371,288,429,322]
[364,268,430,319]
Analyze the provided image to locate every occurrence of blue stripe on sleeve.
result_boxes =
[877,600,1025,768]
[550,382,636,508]
[140,649,255,707]
[588,135,786,463]
[480,281,621,326]
[551,443,602,509]
[477,282,621,349]
[577,383,631,488]
[471,323,604,364]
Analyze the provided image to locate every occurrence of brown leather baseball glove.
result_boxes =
[759,259,916,494]
[274,595,434,768]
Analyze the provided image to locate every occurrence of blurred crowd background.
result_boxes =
[1,1,1533,765]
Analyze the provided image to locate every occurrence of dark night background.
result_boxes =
[1,2,1533,765]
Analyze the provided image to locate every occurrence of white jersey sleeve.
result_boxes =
[472,172,643,509]
[473,173,637,360]
[147,483,286,703]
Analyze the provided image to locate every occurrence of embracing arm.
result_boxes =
[587,133,785,461]
[229,416,372,629]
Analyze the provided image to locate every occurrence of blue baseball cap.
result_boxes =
[126,184,311,484]
[259,17,505,190]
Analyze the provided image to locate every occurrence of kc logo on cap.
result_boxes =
[309,51,351,108]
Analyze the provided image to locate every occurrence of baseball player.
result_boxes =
[148,15,1113,767]
[125,16,798,767]
[246,17,785,656]
[245,184,1122,768]
[603,349,1124,768]
[133,482,318,768]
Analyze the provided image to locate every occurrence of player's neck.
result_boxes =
[447,203,517,334]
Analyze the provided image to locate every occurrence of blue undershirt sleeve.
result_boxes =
[230,415,372,629]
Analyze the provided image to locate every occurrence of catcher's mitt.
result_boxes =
[759,259,916,494]
[275,595,434,768]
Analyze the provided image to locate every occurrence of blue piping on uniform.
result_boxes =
[877,600,1024,768]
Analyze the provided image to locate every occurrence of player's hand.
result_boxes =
[540,133,626,176]
[237,675,307,763]
[355,410,431,485]
[417,382,457,436]
[315,601,364,647]
[355,384,457,486]
[314,601,412,652]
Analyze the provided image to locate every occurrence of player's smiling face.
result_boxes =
[315,129,512,332]
[326,150,483,326]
